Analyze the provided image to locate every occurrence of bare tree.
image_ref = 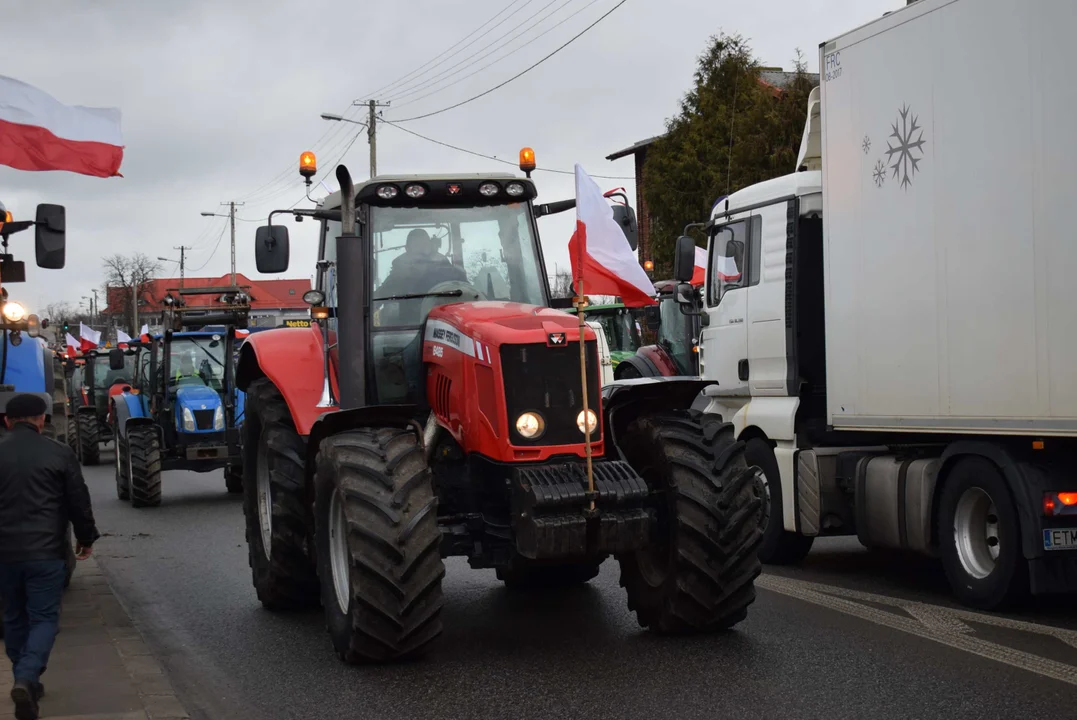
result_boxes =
[43,301,75,325]
[102,252,160,332]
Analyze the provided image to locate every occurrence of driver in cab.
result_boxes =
[376,228,467,325]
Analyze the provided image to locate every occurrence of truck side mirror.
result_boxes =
[108,347,125,370]
[673,235,696,283]
[34,204,66,269]
[611,205,638,251]
[643,304,660,331]
[255,225,290,273]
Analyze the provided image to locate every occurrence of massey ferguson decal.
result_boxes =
[547,332,566,346]
[425,319,492,363]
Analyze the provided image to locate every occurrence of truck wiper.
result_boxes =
[372,290,464,302]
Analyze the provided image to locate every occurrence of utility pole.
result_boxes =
[356,99,390,178]
[173,245,191,289]
[90,289,98,325]
[221,201,244,288]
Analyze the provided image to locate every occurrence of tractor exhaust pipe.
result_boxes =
[334,164,366,409]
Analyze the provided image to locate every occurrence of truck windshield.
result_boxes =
[366,203,546,328]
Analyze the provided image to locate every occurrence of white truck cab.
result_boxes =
[673,0,1077,611]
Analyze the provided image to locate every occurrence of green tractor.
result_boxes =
[578,303,642,372]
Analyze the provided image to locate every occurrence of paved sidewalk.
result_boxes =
[1,557,190,720]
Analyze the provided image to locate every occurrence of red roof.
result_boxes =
[103,273,310,314]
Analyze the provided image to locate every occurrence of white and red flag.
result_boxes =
[691,246,708,286]
[65,332,79,357]
[568,165,656,307]
[138,324,150,343]
[116,329,132,347]
[0,74,123,177]
[79,322,101,353]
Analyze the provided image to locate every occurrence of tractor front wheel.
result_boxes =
[617,410,766,632]
[128,426,162,508]
[314,428,446,664]
[225,465,243,494]
[114,418,129,501]
[242,378,319,610]
[77,411,100,465]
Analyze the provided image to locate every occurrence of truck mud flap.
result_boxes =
[511,460,651,560]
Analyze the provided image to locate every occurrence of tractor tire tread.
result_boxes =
[77,411,100,465]
[128,426,162,508]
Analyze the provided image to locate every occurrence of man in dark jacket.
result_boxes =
[0,393,99,720]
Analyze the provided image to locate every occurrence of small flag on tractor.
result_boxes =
[78,322,100,352]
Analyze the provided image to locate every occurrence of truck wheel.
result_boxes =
[114,419,129,501]
[938,457,1028,610]
[242,378,319,610]
[496,561,601,590]
[128,426,162,508]
[225,465,243,494]
[617,410,765,632]
[77,411,100,465]
[314,428,445,663]
[744,438,814,565]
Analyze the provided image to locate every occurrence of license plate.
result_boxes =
[1043,528,1077,551]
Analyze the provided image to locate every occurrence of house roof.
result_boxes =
[103,273,310,315]
[606,136,663,161]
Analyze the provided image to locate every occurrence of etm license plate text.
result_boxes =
[1043,528,1077,551]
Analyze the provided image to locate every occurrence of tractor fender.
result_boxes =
[636,344,679,376]
[304,404,421,484]
[614,353,660,380]
[601,377,716,461]
[235,327,332,436]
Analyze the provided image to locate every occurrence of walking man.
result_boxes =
[0,393,100,720]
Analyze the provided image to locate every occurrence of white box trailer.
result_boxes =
[678,0,1077,609]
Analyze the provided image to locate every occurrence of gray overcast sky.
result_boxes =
[1,0,896,322]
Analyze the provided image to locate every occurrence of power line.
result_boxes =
[380,119,633,180]
[389,0,605,110]
[382,0,573,104]
[186,223,229,273]
[390,0,630,123]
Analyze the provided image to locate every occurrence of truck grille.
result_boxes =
[500,341,601,446]
[193,409,215,430]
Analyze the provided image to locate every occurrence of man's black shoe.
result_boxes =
[10,680,40,720]
[32,681,44,701]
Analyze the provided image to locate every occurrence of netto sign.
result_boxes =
[283,319,311,328]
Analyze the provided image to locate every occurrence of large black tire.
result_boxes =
[744,438,814,565]
[225,464,243,494]
[496,561,601,590]
[615,363,643,380]
[617,410,765,632]
[314,428,445,663]
[77,410,100,466]
[242,378,319,610]
[114,418,129,501]
[48,356,69,447]
[937,457,1028,610]
[128,426,162,508]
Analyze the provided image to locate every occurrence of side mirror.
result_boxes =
[255,225,290,273]
[643,304,660,331]
[108,347,125,371]
[611,205,638,251]
[34,204,66,269]
[674,282,696,306]
[673,235,697,283]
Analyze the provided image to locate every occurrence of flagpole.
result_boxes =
[576,278,595,513]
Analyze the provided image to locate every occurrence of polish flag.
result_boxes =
[139,324,150,343]
[79,322,101,352]
[568,165,656,307]
[116,329,132,347]
[716,254,741,282]
[65,332,79,357]
[0,74,123,177]
[691,246,707,286]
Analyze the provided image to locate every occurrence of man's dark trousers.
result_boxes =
[0,560,66,685]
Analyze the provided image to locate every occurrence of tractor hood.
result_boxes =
[427,301,597,349]
[175,384,222,411]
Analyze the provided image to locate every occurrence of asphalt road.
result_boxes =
[83,448,1077,720]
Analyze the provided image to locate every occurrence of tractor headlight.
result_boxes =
[213,405,224,430]
[505,182,525,197]
[515,412,545,439]
[26,314,41,338]
[182,407,196,432]
[2,301,26,322]
[576,409,598,436]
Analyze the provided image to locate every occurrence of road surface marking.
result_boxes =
[757,574,1077,687]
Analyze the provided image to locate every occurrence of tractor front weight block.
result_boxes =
[511,460,651,560]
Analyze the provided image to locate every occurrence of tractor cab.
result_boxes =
[615,280,703,379]
[581,303,642,370]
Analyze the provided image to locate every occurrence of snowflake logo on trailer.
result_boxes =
[886,104,926,190]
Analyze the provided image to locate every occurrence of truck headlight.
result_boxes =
[515,412,545,439]
[576,409,598,436]
[182,407,195,432]
[213,405,224,430]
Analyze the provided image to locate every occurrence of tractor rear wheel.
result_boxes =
[77,410,100,465]
[314,428,445,664]
[242,378,319,610]
[225,465,243,494]
[114,418,129,501]
[128,426,162,508]
[496,559,601,590]
[48,357,69,447]
[617,410,765,633]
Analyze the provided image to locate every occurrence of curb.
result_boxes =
[83,556,192,720]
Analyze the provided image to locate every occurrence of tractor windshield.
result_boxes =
[591,309,642,355]
[657,294,698,376]
[166,337,227,392]
[92,354,132,389]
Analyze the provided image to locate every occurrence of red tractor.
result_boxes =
[614,279,704,379]
[236,154,765,664]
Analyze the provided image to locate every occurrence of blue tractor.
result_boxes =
[111,290,248,507]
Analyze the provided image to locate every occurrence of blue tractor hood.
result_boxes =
[175,384,222,411]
